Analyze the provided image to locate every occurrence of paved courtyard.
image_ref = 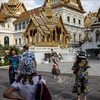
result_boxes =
[0,59,100,100]
[37,59,100,76]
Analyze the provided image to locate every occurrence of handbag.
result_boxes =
[35,75,52,100]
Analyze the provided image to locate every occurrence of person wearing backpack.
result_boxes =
[19,45,37,71]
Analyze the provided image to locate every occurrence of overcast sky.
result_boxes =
[0,0,100,12]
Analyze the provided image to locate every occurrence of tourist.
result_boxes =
[3,62,46,100]
[72,53,90,100]
[19,45,37,69]
[6,49,19,85]
[3,45,47,100]
[52,53,60,79]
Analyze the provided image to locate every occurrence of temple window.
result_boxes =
[95,30,100,42]
[73,18,76,24]
[33,30,37,36]
[22,22,25,29]
[19,39,21,45]
[56,27,61,41]
[79,20,81,25]
[79,34,81,41]
[8,24,9,28]
[74,34,76,41]
[26,20,28,24]
[15,24,17,31]
[4,36,9,47]
[26,35,29,43]
[53,30,55,41]
[19,23,21,30]
[98,18,100,22]
[67,16,70,23]
[15,39,17,45]
[47,35,50,42]
[1,22,5,27]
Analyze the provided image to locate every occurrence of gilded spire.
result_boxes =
[8,0,20,6]
[47,0,51,3]
[44,0,53,18]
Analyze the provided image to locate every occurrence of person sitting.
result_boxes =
[3,61,45,100]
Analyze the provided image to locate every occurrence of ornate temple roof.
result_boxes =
[43,0,85,13]
[84,32,91,42]
[0,0,27,18]
[14,7,41,23]
[8,0,20,6]
[23,13,71,39]
[84,11,98,28]
[90,8,100,28]
[96,7,100,18]
[23,0,71,40]
[0,13,6,21]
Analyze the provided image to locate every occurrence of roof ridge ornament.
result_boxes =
[8,0,20,6]
[43,0,53,19]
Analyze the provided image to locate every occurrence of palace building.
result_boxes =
[0,0,85,63]
[0,0,85,48]
[82,8,100,58]
[23,0,71,48]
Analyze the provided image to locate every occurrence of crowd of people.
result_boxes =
[3,45,51,100]
[3,45,91,100]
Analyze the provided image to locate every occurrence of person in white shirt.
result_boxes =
[3,46,45,100]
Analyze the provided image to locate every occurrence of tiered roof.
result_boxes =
[0,13,6,22]
[23,12,71,39]
[43,0,85,13]
[0,0,27,18]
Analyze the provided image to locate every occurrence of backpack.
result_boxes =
[35,75,52,100]
[22,52,33,66]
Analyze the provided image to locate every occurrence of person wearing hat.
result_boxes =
[72,53,90,100]
[3,46,46,100]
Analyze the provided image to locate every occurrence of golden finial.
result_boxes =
[47,0,51,3]
[8,0,20,5]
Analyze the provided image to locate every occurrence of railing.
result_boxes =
[70,41,79,46]
[83,42,100,48]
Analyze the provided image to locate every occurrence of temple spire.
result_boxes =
[44,0,53,18]
[8,0,20,6]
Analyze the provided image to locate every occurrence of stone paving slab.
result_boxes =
[37,60,100,76]
[0,59,100,76]
[0,68,100,100]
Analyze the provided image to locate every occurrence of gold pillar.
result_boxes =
[45,35,47,42]
[39,34,41,42]
[28,30,30,43]
[36,34,38,44]
[63,36,65,44]
[49,35,52,42]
